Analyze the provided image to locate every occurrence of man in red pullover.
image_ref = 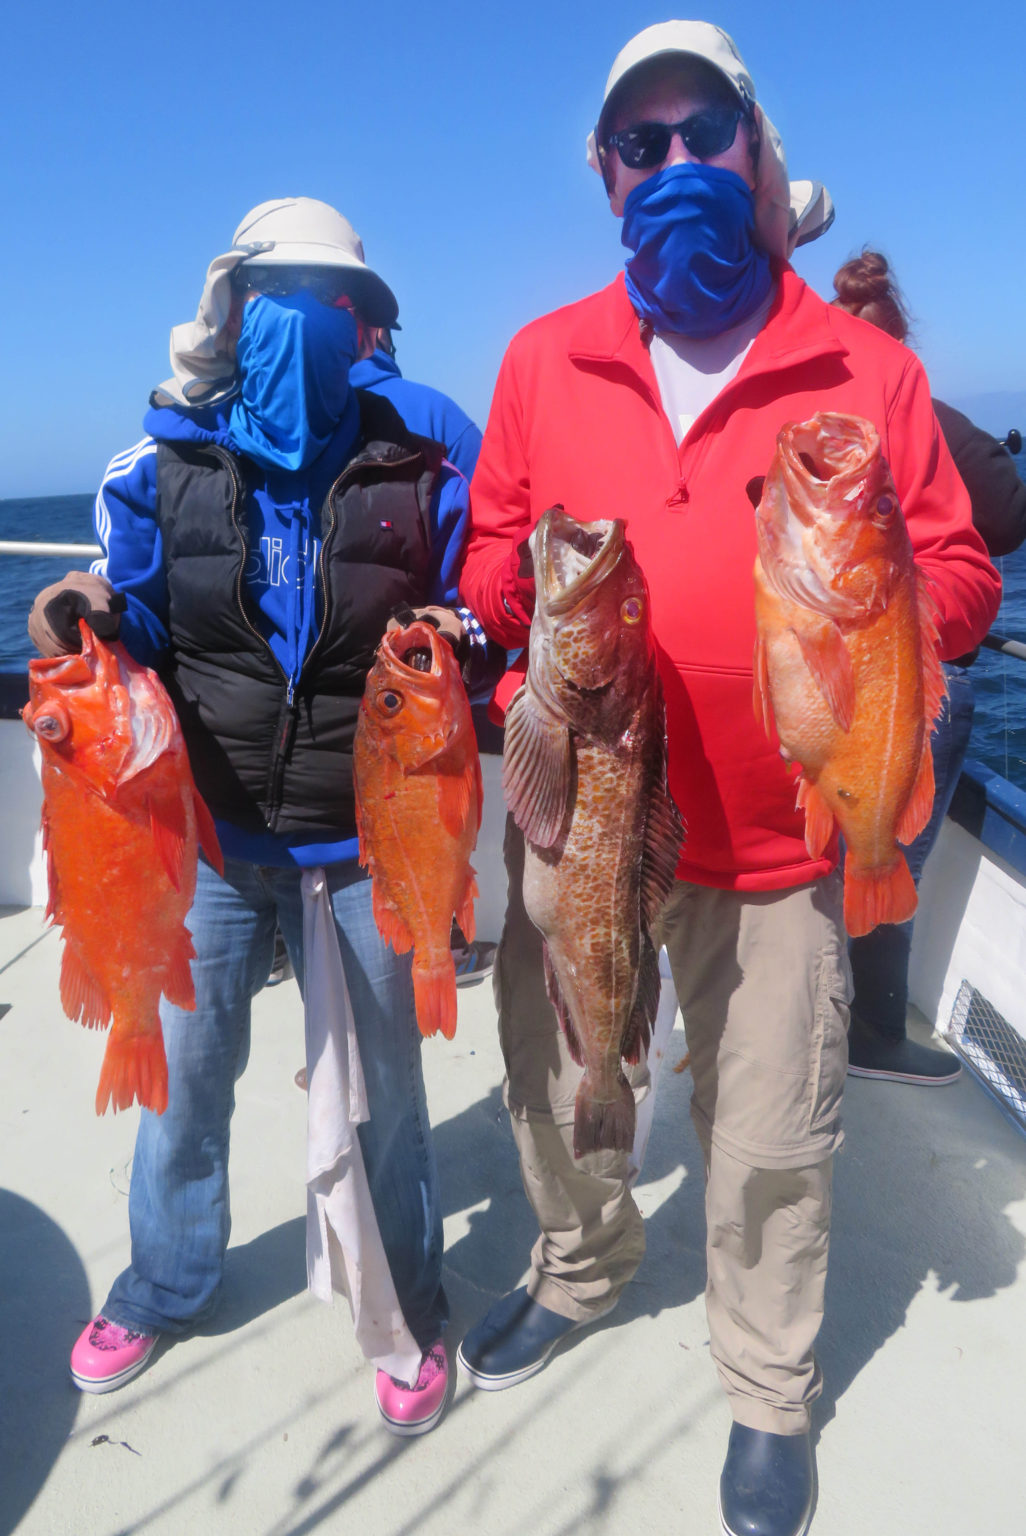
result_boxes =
[456,20,1000,1536]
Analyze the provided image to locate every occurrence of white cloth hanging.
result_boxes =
[301,867,423,1385]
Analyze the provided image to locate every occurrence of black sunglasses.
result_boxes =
[606,104,746,170]
[231,264,356,310]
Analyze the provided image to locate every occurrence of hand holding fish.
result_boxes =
[22,623,223,1114]
[28,570,127,658]
[752,412,946,936]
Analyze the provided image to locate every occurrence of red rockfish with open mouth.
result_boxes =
[504,508,684,1156]
[354,621,482,1041]
[753,412,946,937]
[23,623,223,1114]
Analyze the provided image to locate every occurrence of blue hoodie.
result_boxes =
[349,350,482,482]
[91,400,478,866]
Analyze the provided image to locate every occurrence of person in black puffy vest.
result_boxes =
[29,196,495,1434]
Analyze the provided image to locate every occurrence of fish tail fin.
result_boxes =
[572,1073,636,1158]
[843,855,918,938]
[95,1027,169,1117]
[412,955,458,1041]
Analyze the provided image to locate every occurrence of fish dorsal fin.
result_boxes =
[896,736,936,846]
[502,685,572,849]
[795,618,855,732]
[192,786,224,876]
[456,867,478,944]
[621,935,660,1064]
[796,774,836,859]
[371,882,414,955]
[162,928,197,1010]
[894,572,946,848]
[917,571,947,733]
[542,941,583,1065]
[640,746,686,931]
[60,943,110,1030]
[149,794,187,893]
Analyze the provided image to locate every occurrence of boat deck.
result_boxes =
[2,897,1025,1536]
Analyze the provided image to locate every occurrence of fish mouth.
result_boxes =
[778,413,880,521]
[381,622,447,685]
[533,510,625,614]
[757,413,883,620]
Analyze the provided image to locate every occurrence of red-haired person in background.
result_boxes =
[832,249,1026,1086]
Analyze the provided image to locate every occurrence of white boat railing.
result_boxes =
[0,541,102,558]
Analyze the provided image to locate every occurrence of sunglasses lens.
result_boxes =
[615,124,672,169]
[684,108,740,159]
[234,266,352,308]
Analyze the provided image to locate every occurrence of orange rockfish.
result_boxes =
[504,509,685,1156]
[23,623,223,1114]
[354,621,482,1041]
[753,413,946,937]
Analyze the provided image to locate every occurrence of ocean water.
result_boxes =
[4,476,1026,789]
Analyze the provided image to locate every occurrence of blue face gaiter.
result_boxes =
[621,162,773,338]
[229,290,359,472]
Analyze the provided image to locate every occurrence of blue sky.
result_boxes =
[2,0,1023,497]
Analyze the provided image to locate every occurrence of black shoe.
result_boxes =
[457,1285,614,1391]
[719,1424,814,1536]
[847,1013,961,1085]
[452,939,497,987]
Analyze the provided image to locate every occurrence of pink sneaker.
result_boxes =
[374,1339,449,1437]
[70,1315,159,1394]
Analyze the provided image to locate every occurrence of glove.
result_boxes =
[28,572,127,657]
[386,604,470,665]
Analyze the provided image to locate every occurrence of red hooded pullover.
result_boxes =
[460,268,1001,892]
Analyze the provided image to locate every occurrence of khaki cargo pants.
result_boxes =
[494,817,851,1434]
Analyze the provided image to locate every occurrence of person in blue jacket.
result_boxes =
[28,197,492,1437]
[351,330,483,483]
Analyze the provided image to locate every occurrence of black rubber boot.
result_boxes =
[457,1285,612,1391]
[719,1423,814,1536]
[847,1011,961,1084]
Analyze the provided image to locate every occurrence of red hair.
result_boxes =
[831,249,911,344]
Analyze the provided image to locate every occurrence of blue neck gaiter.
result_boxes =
[622,163,773,338]
[229,290,359,472]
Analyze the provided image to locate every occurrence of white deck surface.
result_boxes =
[2,898,1025,1536]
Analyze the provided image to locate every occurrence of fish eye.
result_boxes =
[34,711,69,742]
[377,690,403,714]
[874,494,895,522]
[621,597,643,625]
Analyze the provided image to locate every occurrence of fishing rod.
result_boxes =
[1002,429,1022,455]
[980,632,1026,662]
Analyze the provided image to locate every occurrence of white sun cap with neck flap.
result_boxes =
[155,197,399,409]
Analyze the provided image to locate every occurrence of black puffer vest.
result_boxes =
[154,391,444,838]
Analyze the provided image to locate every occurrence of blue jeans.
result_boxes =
[104,857,447,1349]
[848,664,975,1040]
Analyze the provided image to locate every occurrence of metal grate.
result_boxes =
[941,979,1026,1137]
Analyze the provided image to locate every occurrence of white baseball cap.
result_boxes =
[594,20,755,150]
